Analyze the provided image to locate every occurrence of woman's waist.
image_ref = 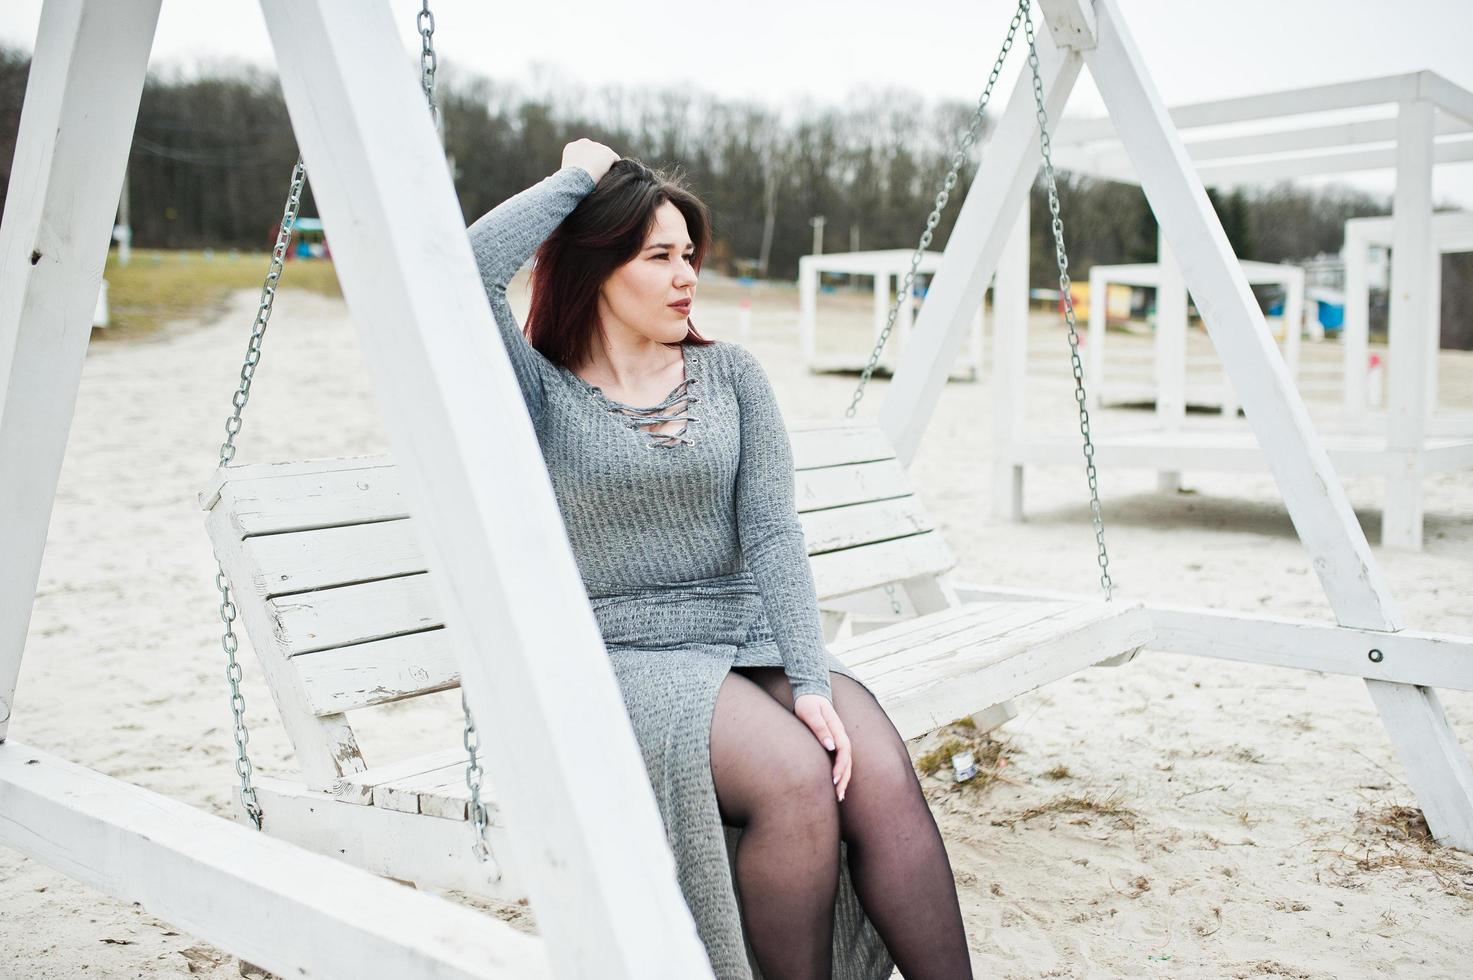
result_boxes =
[587,569,771,648]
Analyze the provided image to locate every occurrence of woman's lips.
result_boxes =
[669,301,692,313]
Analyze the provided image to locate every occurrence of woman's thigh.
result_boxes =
[732,667,918,813]
[710,668,837,828]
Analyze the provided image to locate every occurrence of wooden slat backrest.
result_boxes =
[201,422,956,733]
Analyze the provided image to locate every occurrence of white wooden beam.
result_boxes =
[1058,114,1471,178]
[1341,220,1373,422]
[1055,138,1473,188]
[0,0,161,743]
[1084,0,1398,629]
[1384,100,1435,552]
[0,743,550,979]
[1058,72,1436,144]
[1420,69,1473,128]
[1154,229,1185,490]
[1194,139,1473,186]
[881,22,1083,463]
[1038,0,1097,49]
[256,3,712,976]
[990,207,1028,522]
[1145,606,1473,691]
[1085,0,1473,851]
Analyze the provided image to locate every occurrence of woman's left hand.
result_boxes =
[795,693,851,802]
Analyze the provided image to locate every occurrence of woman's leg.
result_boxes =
[735,666,974,980]
[711,668,841,980]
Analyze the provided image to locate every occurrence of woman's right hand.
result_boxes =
[561,138,620,185]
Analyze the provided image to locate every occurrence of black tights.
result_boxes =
[711,667,972,980]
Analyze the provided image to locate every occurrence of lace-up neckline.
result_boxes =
[568,344,701,448]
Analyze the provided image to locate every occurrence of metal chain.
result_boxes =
[1023,5,1113,600]
[217,159,307,469]
[217,566,263,830]
[210,156,307,832]
[844,0,1029,418]
[418,1,439,134]
[412,0,494,869]
[462,689,493,865]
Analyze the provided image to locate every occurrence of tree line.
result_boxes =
[2,47,1468,348]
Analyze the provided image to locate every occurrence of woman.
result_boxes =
[467,138,972,980]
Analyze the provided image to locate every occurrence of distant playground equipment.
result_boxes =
[288,215,329,259]
[798,249,983,380]
[997,70,1473,552]
[1082,258,1306,417]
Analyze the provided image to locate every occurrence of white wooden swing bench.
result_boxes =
[201,417,1151,899]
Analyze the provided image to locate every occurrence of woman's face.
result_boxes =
[597,201,698,345]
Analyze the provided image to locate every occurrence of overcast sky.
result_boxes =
[4,0,1472,206]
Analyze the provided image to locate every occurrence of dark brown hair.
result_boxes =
[524,157,715,369]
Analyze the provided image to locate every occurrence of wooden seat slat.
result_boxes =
[333,746,467,806]
[848,601,1128,679]
[809,531,956,599]
[244,495,935,601]
[838,601,1075,664]
[270,573,441,657]
[374,761,466,814]
[296,629,460,716]
[853,603,1154,741]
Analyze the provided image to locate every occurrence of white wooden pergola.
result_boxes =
[797,248,984,379]
[1083,258,1305,416]
[1341,210,1473,426]
[1,2,1471,978]
[990,71,1473,550]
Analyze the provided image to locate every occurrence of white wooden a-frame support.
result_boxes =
[0,1,715,977]
[878,0,1473,849]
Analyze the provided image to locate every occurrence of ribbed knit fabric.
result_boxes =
[467,167,896,980]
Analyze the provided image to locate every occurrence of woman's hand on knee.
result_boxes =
[795,694,852,803]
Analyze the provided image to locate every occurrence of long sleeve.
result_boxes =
[466,165,597,419]
[730,345,834,703]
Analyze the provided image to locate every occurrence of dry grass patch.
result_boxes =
[96,249,342,342]
[1311,803,1473,900]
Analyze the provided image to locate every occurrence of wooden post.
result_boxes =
[1086,264,1107,413]
[257,2,714,975]
[1384,100,1434,551]
[873,268,889,371]
[1342,221,1371,422]
[896,262,915,361]
[1082,0,1472,849]
[0,0,162,744]
[991,208,1030,522]
[798,255,817,363]
[1155,228,1185,491]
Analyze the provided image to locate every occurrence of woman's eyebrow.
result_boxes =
[644,241,695,251]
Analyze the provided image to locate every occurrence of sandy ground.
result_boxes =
[2,270,1471,980]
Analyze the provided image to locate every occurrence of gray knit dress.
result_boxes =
[467,166,897,980]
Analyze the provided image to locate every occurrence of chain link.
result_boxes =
[844,0,1028,418]
[461,689,493,865]
[1023,6,1113,599]
[217,160,306,469]
[418,1,439,135]
[217,566,263,830]
[411,1,495,870]
[209,156,307,832]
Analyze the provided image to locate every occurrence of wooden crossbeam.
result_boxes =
[0,743,548,979]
